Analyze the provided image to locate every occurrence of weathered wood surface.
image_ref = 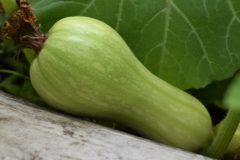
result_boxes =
[0,91,213,160]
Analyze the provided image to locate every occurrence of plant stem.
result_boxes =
[0,69,27,78]
[0,0,18,15]
[206,110,240,159]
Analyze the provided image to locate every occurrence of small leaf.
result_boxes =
[223,73,240,111]
[0,75,22,95]
[19,79,44,104]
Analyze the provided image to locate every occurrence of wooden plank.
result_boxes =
[0,91,213,160]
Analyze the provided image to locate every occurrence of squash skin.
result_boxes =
[30,16,213,151]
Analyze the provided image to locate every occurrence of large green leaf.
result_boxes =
[30,0,240,89]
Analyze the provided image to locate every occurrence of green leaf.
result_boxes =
[223,73,240,111]
[19,79,45,104]
[29,0,240,90]
[0,75,22,95]
[0,73,44,104]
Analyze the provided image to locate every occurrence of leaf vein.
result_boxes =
[140,8,167,33]
[115,0,124,31]
[225,17,235,64]
[80,0,96,15]
[227,0,240,23]
[143,0,171,68]
[158,0,172,69]
[171,0,214,74]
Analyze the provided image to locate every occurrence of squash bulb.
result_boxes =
[30,16,213,151]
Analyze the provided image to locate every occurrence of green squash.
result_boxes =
[30,16,213,151]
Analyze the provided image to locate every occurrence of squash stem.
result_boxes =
[0,0,18,15]
[23,48,37,63]
[1,0,46,53]
[206,109,240,159]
